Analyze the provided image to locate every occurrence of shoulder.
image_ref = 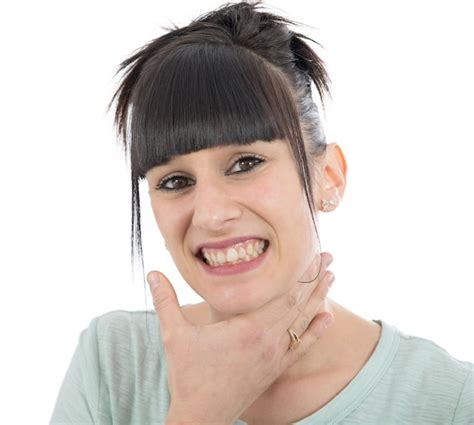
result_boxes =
[354,321,473,423]
[380,323,473,422]
[62,310,172,422]
[82,310,168,388]
[394,327,473,381]
[50,310,167,424]
[92,309,158,336]
[80,310,164,367]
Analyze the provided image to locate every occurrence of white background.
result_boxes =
[1,1,473,423]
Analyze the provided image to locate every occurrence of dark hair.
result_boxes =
[108,1,331,286]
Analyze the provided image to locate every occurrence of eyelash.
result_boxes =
[156,154,266,193]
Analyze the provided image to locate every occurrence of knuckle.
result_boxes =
[286,292,299,310]
[299,312,310,330]
[324,271,334,286]
[151,291,169,311]
[314,288,326,304]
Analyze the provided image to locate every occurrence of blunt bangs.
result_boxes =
[129,42,305,179]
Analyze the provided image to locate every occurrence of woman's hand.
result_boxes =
[147,252,335,425]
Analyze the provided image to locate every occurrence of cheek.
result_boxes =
[247,171,316,281]
[244,169,306,224]
[150,199,184,245]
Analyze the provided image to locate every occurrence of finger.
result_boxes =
[244,252,333,331]
[282,312,334,367]
[147,271,187,340]
[298,251,332,285]
[276,252,333,332]
[280,270,334,348]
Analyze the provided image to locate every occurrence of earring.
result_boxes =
[321,198,338,212]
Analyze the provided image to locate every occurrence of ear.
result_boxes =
[318,143,347,212]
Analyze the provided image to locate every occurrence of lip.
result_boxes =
[196,243,270,276]
[194,235,267,255]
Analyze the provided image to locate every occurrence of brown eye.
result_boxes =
[238,157,258,172]
[156,175,192,192]
[230,154,265,174]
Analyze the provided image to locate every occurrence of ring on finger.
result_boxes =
[287,328,301,351]
[285,271,333,351]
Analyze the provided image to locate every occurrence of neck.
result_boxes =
[202,297,381,384]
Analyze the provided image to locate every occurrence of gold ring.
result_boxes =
[287,328,300,351]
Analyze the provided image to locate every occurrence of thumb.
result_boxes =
[147,271,186,331]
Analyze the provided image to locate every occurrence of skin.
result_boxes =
[145,139,381,423]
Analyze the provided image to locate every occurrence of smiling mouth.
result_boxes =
[196,240,270,266]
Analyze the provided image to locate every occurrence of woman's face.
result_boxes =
[145,139,323,318]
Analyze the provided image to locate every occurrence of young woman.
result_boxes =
[50,2,473,424]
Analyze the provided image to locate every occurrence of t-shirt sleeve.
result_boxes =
[49,317,101,425]
[452,363,474,425]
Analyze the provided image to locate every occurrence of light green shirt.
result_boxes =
[50,310,473,424]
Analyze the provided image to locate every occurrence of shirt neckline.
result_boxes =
[294,319,400,424]
[235,319,400,425]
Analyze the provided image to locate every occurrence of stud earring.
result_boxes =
[321,198,338,212]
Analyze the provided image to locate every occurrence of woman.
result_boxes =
[50,2,473,424]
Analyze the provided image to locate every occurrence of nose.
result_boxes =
[191,178,242,233]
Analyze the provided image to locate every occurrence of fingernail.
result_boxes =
[148,273,159,289]
[328,275,335,288]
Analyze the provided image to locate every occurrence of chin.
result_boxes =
[205,289,277,321]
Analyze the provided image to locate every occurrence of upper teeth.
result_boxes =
[201,239,266,266]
